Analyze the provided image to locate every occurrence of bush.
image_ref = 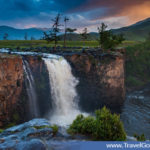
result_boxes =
[67,107,126,141]
[0,129,4,133]
[68,115,95,135]
[51,125,59,135]
[134,134,146,141]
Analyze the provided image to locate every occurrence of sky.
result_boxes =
[0,0,150,32]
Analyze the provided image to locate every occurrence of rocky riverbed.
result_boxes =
[0,118,137,150]
[0,119,89,150]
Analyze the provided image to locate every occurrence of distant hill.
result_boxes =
[0,26,49,40]
[59,32,98,41]
[112,18,150,41]
[60,18,150,41]
[1,18,150,41]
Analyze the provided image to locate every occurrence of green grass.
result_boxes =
[119,40,141,48]
[0,40,140,49]
[0,40,99,49]
[33,125,58,135]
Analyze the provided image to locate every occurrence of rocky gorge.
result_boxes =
[0,49,130,149]
[0,49,125,128]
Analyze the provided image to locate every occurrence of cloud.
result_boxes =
[75,0,150,25]
[0,0,150,30]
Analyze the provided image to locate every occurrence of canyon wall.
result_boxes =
[0,54,24,127]
[0,51,125,127]
[65,51,125,113]
[25,56,52,117]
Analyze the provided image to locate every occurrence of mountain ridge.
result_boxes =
[1,17,150,40]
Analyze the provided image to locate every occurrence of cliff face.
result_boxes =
[0,51,125,127]
[0,54,24,127]
[24,56,52,117]
[65,52,125,113]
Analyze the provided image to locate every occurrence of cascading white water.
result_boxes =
[23,59,39,118]
[44,57,84,126]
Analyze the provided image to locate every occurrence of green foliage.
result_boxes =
[33,125,51,130]
[68,107,126,141]
[33,124,58,135]
[126,41,150,89]
[5,123,16,129]
[51,125,59,135]
[134,134,146,141]
[98,23,124,50]
[0,129,4,133]
[0,40,136,49]
[67,115,95,135]
[0,40,100,49]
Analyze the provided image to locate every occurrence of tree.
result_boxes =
[43,13,62,51]
[98,23,124,50]
[81,28,88,46]
[64,16,69,47]
[24,33,28,40]
[3,33,8,40]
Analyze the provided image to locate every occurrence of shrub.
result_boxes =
[0,129,4,133]
[67,107,126,141]
[134,134,146,141]
[33,125,58,136]
[93,107,126,141]
[68,114,84,134]
[51,125,59,136]
[33,125,51,130]
[68,115,95,135]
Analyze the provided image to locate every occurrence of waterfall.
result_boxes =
[43,57,84,126]
[23,59,39,118]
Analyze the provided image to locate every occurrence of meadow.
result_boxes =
[0,40,140,49]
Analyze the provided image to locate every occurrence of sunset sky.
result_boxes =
[0,0,150,32]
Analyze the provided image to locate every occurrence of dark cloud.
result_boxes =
[0,0,87,20]
[0,0,149,30]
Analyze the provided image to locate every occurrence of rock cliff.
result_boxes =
[0,50,125,127]
[65,51,125,113]
[0,54,24,127]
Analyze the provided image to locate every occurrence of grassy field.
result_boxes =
[0,40,99,49]
[0,40,141,49]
